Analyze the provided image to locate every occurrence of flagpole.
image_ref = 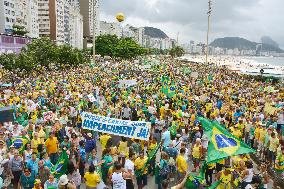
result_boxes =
[205,0,212,65]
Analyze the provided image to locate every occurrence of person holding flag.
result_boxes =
[134,151,148,189]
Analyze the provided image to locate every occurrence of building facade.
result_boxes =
[0,0,16,33]
[26,0,39,38]
[69,0,83,49]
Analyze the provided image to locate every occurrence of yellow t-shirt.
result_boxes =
[84,172,100,187]
[176,155,187,173]
[231,128,242,139]
[100,134,111,150]
[134,157,148,174]
[192,144,201,159]
[45,137,58,154]
[31,138,41,153]
[259,129,266,143]
[118,141,128,155]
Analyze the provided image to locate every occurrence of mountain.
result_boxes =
[210,37,283,53]
[261,36,279,48]
[144,27,169,39]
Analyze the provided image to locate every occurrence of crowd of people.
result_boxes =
[0,56,283,189]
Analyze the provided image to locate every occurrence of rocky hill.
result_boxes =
[210,37,283,52]
[144,27,169,39]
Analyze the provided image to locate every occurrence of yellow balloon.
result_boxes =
[116,13,125,22]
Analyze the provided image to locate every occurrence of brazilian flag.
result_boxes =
[135,142,161,177]
[199,117,255,163]
[167,82,176,98]
[206,180,222,189]
[12,136,29,153]
[51,150,68,178]
[161,76,170,94]
[185,163,206,188]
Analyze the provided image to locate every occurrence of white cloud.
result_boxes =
[100,0,284,48]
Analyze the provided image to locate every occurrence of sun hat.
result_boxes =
[58,174,69,186]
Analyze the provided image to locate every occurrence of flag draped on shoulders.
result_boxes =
[51,150,68,178]
[199,117,255,164]
[135,142,161,177]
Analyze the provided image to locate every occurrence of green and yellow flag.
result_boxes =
[185,163,206,188]
[199,117,255,163]
[167,81,176,98]
[206,180,222,189]
[135,142,161,177]
[12,136,29,153]
[161,76,170,94]
[51,150,68,178]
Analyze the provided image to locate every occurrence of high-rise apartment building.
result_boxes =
[69,2,83,49]
[38,0,82,47]
[38,0,64,44]
[0,0,38,38]
[79,0,99,48]
[26,0,39,38]
[0,0,16,33]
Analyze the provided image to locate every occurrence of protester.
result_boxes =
[0,56,283,189]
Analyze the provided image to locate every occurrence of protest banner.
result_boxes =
[43,111,53,121]
[118,79,137,88]
[81,112,151,141]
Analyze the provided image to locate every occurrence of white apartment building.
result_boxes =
[0,0,16,33]
[38,0,65,44]
[123,24,145,46]
[26,0,39,38]
[99,21,122,37]
[14,0,26,27]
[0,0,38,37]
[69,1,83,49]
[38,0,50,37]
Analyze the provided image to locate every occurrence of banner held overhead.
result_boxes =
[81,112,151,141]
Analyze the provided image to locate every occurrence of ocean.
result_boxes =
[245,57,284,67]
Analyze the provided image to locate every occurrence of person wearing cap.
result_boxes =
[134,151,148,189]
[45,132,59,165]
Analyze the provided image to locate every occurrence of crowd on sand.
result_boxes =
[0,56,283,189]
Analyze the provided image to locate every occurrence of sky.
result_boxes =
[99,0,284,49]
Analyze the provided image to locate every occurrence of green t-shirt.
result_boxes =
[102,155,113,169]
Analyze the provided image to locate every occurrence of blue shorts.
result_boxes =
[136,174,147,186]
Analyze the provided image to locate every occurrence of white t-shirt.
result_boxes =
[124,159,134,175]
[111,172,126,189]
[245,184,254,189]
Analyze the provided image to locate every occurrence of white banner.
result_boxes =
[118,80,137,88]
[81,112,151,141]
